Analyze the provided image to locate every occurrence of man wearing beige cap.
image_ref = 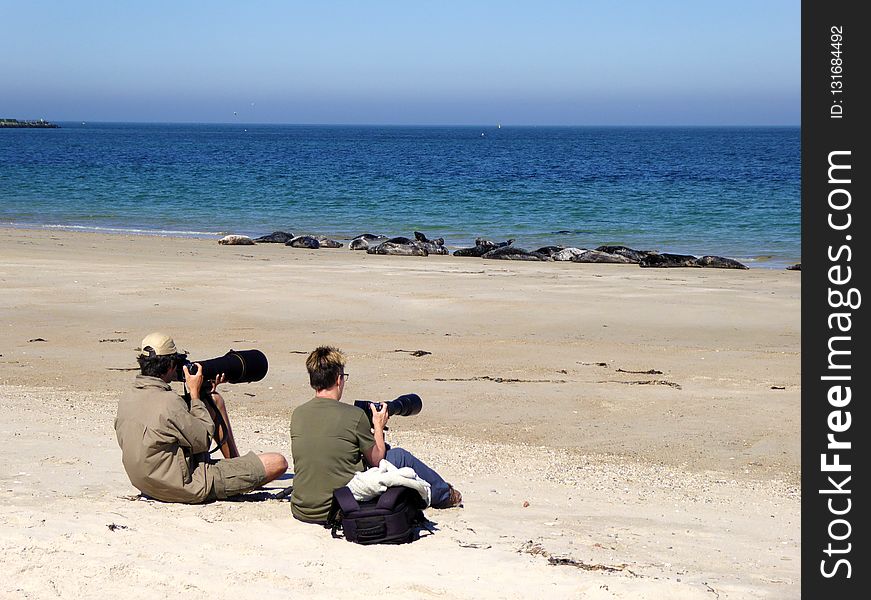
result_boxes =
[114,332,287,503]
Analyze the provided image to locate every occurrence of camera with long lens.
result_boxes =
[354,393,423,425]
[176,349,269,386]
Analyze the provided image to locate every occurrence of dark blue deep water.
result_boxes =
[0,123,800,267]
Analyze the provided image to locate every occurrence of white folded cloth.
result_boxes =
[346,459,431,507]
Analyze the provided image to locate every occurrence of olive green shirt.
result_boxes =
[290,397,375,523]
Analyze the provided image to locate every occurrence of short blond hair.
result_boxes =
[306,346,346,391]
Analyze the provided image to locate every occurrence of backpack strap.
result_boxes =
[327,487,360,538]
[333,486,360,513]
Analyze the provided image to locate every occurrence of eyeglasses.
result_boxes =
[341,373,350,381]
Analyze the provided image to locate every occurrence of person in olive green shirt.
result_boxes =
[290,346,462,524]
[115,332,288,503]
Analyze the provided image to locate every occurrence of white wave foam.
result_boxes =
[3,222,224,237]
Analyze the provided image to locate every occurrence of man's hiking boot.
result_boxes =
[436,485,462,508]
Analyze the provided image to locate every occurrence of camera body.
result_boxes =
[354,394,423,424]
[176,349,268,384]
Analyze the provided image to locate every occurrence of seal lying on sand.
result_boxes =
[534,246,588,261]
[412,231,448,255]
[639,253,698,268]
[315,236,344,248]
[571,250,634,264]
[454,238,514,257]
[482,246,550,261]
[414,231,445,245]
[594,245,652,263]
[639,253,749,269]
[419,243,448,255]
[551,248,587,261]
[286,235,321,249]
[254,231,294,243]
[695,256,750,269]
[367,242,428,256]
[534,246,565,257]
[218,235,255,245]
[453,245,491,257]
[358,232,447,256]
[350,234,388,251]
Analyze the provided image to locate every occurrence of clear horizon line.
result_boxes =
[47,119,801,128]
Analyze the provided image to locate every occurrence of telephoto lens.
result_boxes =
[354,394,423,423]
[178,349,268,383]
[385,393,422,417]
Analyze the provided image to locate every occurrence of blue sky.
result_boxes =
[1,0,799,125]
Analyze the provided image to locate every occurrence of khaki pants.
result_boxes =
[209,451,267,500]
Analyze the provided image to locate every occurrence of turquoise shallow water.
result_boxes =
[0,123,800,267]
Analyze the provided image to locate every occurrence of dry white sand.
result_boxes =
[0,229,800,598]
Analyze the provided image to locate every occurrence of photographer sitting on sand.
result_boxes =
[290,346,462,524]
[114,332,287,503]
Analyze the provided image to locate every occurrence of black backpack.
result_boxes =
[326,486,428,545]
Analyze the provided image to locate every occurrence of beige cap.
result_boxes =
[137,332,179,357]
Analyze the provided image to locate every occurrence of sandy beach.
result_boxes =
[0,228,800,598]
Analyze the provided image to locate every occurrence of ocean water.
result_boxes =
[0,123,800,267]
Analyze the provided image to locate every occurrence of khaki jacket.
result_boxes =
[114,375,216,503]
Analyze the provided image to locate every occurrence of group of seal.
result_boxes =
[247,231,345,249]
[346,231,449,256]
[220,230,758,269]
[450,240,749,268]
[219,231,347,249]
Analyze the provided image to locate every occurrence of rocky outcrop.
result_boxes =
[0,118,59,128]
